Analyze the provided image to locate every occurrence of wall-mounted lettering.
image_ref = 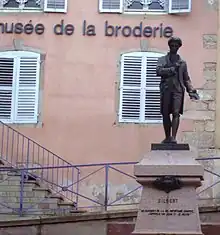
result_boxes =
[104,21,173,38]
[0,19,174,38]
[54,20,75,35]
[82,20,96,36]
[0,21,45,35]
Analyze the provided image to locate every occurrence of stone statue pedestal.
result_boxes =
[132,144,204,235]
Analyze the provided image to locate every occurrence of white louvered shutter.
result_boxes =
[168,0,192,13]
[99,0,123,13]
[0,58,14,122]
[145,56,162,122]
[44,0,68,13]
[119,54,142,122]
[119,52,163,123]
[14,55,40,124]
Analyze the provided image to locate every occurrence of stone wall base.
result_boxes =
[107,223,220,235]
[0,209,219,235]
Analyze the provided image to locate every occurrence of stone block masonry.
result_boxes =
[181,62,216,149]
[180,32,218,204]
[203,34,217,49]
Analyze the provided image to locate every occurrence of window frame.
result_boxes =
[123,0,166,13]
[0,0,68,13]
[0,51,40,124]
[99,0,192,14]
[118,51,164,124]
[0,0,42,11]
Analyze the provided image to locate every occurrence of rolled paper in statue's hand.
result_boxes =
[189,90,200,100]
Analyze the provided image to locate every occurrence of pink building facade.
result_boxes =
[0,0,217,167]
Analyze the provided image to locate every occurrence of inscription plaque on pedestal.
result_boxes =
[135,187,201,235]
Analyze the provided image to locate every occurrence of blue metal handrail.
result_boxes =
[0,158,218,216]
[0,162,138,215]
[0,121,80,203]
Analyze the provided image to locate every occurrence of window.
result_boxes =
[0,0,68,13]
[118,52,164,124]
[99,0,192,14]
[0,51,40,124]
[125,0,165,12]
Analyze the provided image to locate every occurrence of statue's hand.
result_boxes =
[189,90,199,100]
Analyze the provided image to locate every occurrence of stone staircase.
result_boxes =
[0,121,86,218]
[0,160,79,217]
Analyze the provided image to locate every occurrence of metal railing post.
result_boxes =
[104,165,109,211]
[26,140,30,170]
[76,169,80,209]
[19,169,24,216]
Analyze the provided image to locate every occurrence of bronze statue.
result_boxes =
[156,37,199,144]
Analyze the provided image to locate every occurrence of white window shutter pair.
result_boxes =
[99,0,191,13]
[119,52,163,123]
[44,0,68,13]
[0,52,40,124]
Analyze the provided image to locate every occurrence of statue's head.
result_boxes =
[168,37,182,54]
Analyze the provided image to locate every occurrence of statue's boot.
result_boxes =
[161,137,172,144]
[169,136,177,144]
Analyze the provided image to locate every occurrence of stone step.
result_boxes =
[0,169,15,179]
[0,199,61,210]
[0,163,76,216]
[24,180,40,186]
[7,170,24,176]
[0,203,36,210]
[0,185,34,192]
[32,188,64,201]
[24,190,50,198]
[0,207,16,214]
[0,180,16,186]
[9,190,50,198]
[22,209,59,216]
[46,194,64,201]
[0,178,40,187]
[58,201,77,209]
[5,175,23,180]
[0,196,61,204]
[32,187,52,194]
[69,209,87,213]
[0,214,20,220]
[6,171,39,180]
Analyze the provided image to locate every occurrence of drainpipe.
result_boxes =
[215,0,220,148]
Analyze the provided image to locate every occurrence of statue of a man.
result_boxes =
[156,37,199,144]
